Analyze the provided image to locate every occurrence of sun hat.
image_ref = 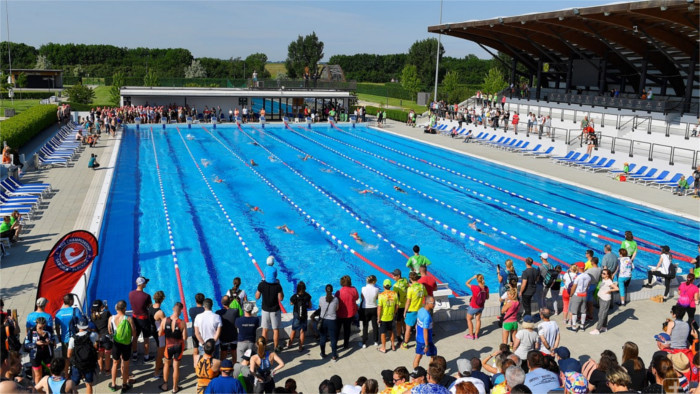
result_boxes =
[668,352,690,373]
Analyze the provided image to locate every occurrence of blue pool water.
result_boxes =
[88,124,700,311]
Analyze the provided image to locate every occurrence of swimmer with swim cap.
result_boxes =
[201,159,211,167]
[268,155,277,162]
[250,160,258,166]
[213,175,224,183]
[277,224,295,234]
[246,203,264,214]
[357,189,373,194]
[320,168,333,173]
[350,231,378,249]
[469,221,484,233]
[301,154,311,161]
[393,186,406,193]
[186,134,195,140]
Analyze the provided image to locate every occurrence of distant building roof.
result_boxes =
[120,86,353,99]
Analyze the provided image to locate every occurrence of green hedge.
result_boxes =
[65,102,94,111]
[361,106,411,123]
[0,104,58,149]
[356,83,413,100]
[0,91,59,100]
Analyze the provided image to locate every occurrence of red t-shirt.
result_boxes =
[129,290,152,319]
[418,275,437,297]
[335,286,359,319]
[469,284,489,308]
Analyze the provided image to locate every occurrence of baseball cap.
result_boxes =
[555,347,571,359]
[565,372,588,393]
[36,297,48,307]
[242,349,253,360]
[456,358,472,375]
[136,276,149,285]
[91,299,103,310]
[266,255,275,266]
[410,366,427,379]
[220,359,234,371]
[383,279,392,288]
[392,269,402,277]
[381,370,394,384]
[243,302,255,313]
[540,252,549,260]
[76,316,89,330]
[654,332,671,344]
[523,315,533,323]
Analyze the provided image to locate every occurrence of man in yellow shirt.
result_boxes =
[392,269,409,345]
[402,272,425,349]
[377,279,398,353]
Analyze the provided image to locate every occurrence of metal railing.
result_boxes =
[596,135,698,168]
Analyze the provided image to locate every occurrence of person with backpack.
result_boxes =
[27,316,55,385]
[108,300,135,392]
[464,274,489,340]
[54,295,83,361]
[250,336,284,393]
[225,277,248,303]
[159,301,187,393]
[67,316,98,394]
[215,295,239,363]
[90,300,111,374]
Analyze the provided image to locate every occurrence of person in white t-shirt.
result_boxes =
[360,275,380,348]
[568,270,591,332]
[193,298,222,359]
[645,245,674,298]
[536,308,559,356]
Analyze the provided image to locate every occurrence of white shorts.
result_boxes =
[261,310,281,330]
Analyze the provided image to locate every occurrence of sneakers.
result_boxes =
[401,342,409,350]
[567,325,579,332]
[464,334,474,339]
[599,328,607,333]
[589,329,600,335]
[374,342,379,347]
[362,344,367,349]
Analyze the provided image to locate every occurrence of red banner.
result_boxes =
[36,230,99,316]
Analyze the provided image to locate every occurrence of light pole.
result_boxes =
[432,0,443,105]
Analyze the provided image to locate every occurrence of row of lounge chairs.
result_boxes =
[552,152,695,194]
[0,176,52,219]
[465,132,556,157]
[38,123,82,168]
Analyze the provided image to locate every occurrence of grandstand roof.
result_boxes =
[428,0,699,101]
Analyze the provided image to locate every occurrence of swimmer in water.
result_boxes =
[250,160,258,166]
[350,232,377,249]
[201,159,211,167]
[357,189,373,194]
[469,221,483,233]
[249,142,259,146]
[268,155,277,163]
[301,154,311,161]
[320,168,333,173]
[213,175,224,183]
[186,134,195,140]
[246,203,264,214]
[393,186,407,193]
[277,224,295,234]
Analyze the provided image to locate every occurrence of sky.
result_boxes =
[2,0,617,61]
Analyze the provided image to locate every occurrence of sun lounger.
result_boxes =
[609,164,637,176]
[550,151,575,161]
[586,159,616,172]
[527,147,555,158]
[517,144,541,154]
[628,168,658,181]
[656,174,689,190]
[635,170,670,185]
[571,156,602,168]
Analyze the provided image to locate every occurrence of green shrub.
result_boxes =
[65,102,94,111]
[66,83,96,104]
[0,91,59,100]
[361,105,411,123]
[0,104,58,149]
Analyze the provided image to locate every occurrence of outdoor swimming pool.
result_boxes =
[87,123,700,311]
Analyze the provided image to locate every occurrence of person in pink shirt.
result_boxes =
[335,275,359,349]
[677,273,699,324]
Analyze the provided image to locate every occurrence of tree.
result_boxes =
[72,64,85,78]
[66,82,95,104]
[184,59,207,78]
[400,64,422,100]
[245,53,270,78]
[109,71,125,106]
[16,73,27,99]
[285,32,324,78]
[406,38,444,88]
[481,67,508,95]
[35,54,51,69]
[144,69,159,87]
[441,70,461,103]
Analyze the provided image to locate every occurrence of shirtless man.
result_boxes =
[394,186,407,193]
[277,225,295,234]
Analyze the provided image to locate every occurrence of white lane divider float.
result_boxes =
[149,128,189,320]
[173,127,287,311]
[331,125,692,259]
[200,125,400,285]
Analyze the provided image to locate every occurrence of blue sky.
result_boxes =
[4,0,616,61]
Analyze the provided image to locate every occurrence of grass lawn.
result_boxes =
[0,99,43,115]
[356,93,427,113]
[265,63,286,78]
[91,86,113,106]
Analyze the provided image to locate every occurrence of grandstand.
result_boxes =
[428,0,700,118]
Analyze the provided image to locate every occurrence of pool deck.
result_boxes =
[372,119,700,221]
[0,121,697,393]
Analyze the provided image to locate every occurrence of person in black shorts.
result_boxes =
[108,300,136,392]
[28,317,54,385]
[216,295,239,363]
[129,277,152,362]
[160,302,186,393]
[189,293,206,366]
[90,300,112,374]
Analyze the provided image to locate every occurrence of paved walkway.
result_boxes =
[1,120,697,394]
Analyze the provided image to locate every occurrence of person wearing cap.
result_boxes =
[90,299,112,374]
[26,297,53,332]
[563,371,588,393]
[654,332,672,351]
[512,316,538,372]
[204,359,244,394]
[555,347,581,374]
[409,367,427,387]
[160,301,187,393]
[449,359,486,394]
[128,276,153,361]
[377,279,398,353]
[236,302,260,363]
[67,316,98,394]
[391,366,417,394]
[233,348,254,392]
[55,294,84,359]
[255,267,284,352]
[392,270,409,344]
[403,272,426,349]
[406,245,431,274]
[536,253,553,310]
[668,352,691,389]
[264,255,278,285]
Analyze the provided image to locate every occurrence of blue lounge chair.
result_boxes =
[509,141,530,152]
[527,147,555,157]
[657,174,689,190]
[516,144,540,153]
[475,134,496,145]
[571,156,603,168]
[609,163,637,176]
[587,159,616,172]
[628,168,658,181]
[651,173,682,188]
[550,151,575,161]
[555,153,587,165]
[635,170,670,185]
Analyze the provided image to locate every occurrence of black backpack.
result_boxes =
[72,334,97,371]
[544,268,561,288]
[507,271,518,286]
